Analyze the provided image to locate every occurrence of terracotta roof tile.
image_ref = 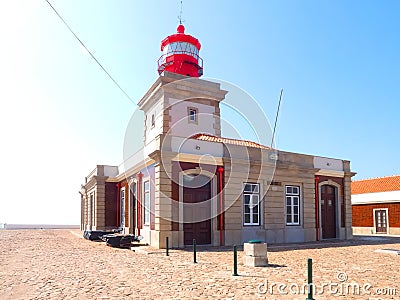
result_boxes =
[351,175,400,195]
[191,133,270,150]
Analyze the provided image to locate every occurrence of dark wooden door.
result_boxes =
[321,185,336,239]
[183,183,211,245]
[375,210,387,233]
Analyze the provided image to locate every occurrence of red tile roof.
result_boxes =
[191,133,270,149]
[351,175,400,195]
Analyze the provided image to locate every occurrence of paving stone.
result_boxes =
[0,230,399,299]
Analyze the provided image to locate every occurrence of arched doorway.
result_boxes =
[321,185,337,239]
[182,174,212,245]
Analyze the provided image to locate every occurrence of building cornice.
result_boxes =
[138,72,228,110]
[352,190,400,205]
[352,199,400,205]
[106,158,155,183]
[315,169,345,178]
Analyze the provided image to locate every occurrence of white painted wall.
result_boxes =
[171,136,223,157]
[144,98,163,145]
[143,138,158,158]
[168,98,217,138]
[104,165,118,177]
[314,156,343,171]
[352,190,400,204]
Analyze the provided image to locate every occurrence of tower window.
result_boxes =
[188,107,198,123]
[151,114,155,128]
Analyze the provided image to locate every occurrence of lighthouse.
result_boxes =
[157,24,203,77]
[80,17,356,250]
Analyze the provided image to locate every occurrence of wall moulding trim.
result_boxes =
[276,164,319,174]
[107,158,155,183]
[172,153,223,165]
[315,169,345,177]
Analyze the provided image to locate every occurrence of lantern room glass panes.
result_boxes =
[286,185,300,225]
[243,183,260,226]
[163,42,199,59]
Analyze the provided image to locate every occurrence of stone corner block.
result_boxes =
[244,242,268,257]
[243,255,268,267]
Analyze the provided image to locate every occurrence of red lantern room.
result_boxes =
[157,24,203,77]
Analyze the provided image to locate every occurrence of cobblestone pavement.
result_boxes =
[0,230,399,299]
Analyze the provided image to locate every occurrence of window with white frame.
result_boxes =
[144,181,150,225]
[188,107,198,123]
[243,183,260,226]
[286,185,300,225]
[90,193,95,226]
[120,188,125,227]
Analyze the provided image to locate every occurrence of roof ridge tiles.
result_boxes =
[352,174,400,182]
[190,133,270,150]
[351,175,400,195]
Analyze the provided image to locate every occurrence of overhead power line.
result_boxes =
[44,0,135,105]
[270,88,283,149]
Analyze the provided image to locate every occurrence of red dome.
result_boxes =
[177,24,185,34]
[158,25,203,77]
[160,25,201,51]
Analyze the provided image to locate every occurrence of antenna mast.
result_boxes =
[178,0,183,24]
[270,88,283,149]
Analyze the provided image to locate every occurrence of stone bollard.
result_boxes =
[243,240,268,267]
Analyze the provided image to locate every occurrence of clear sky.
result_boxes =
[1,0,399,225]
